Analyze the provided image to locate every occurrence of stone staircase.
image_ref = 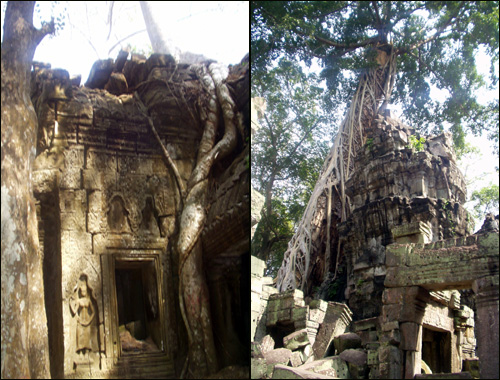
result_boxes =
[107,352,175,379]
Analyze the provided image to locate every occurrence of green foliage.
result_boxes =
[408,135,426,152]
[251,58,337,276]
[471,183,499,221]
[252,1,499,155]
[365,137,374,151]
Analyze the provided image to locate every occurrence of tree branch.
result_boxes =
[397,2,466,55]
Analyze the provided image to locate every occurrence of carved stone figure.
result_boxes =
[70,275,95,355]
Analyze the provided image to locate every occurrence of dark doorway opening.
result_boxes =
[115,260,162,355]
[422,326,452,373]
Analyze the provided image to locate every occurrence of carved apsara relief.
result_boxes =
[69,274,97,359]
[107,194,131,233]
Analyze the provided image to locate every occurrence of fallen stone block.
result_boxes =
[289,351,303,367]
[299,344,313,362]
[339,349,368,379]
[260,335,275,355]
[334,332,362,354]
[251,358,267,379]
[312,302,352,359]
[299,356,350,379]
[264,348,293,378]
[272,364,338,379]
[284,329,310,351]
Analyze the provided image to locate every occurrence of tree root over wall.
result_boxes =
[136,62,237,378]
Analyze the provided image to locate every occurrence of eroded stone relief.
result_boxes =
[69,274,99,366]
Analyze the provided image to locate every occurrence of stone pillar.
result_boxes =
[472,275,499,379]
[380,286,429,379]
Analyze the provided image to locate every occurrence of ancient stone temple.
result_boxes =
[30,52,249,378]
[251,112,499,379]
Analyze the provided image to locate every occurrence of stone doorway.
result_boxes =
[421,326,451,374]
[113,256,165,357]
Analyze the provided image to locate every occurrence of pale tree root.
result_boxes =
[177,62,238,378]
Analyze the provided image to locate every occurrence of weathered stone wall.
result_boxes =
[339,114,471,320]
[31,52,249,378]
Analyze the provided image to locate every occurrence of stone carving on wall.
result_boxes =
[69,274,96,357]
[107,194,131,233]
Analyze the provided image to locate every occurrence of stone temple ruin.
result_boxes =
[30,52,249,378]
[251,112,499,379]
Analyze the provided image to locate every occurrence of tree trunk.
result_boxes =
[139,1,173,55]
[1,1,54,378]
[176,63,237,378]
[139,1,209,64]
[257,169,277,261]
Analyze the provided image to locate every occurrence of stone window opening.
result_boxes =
[114,259,163,355]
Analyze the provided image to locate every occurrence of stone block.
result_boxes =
[264,348,292,377]
[289,351,303,367]
[299,356,349,378]
[61,212,85,232]
[272,364,337,379]
[380,328,401,345]
[367,350,378,365]
[261,334,275,355]
[385,244,408,267]
[300,344,313,362]
[278,308,292,323]
[381,321,399,332]
[463,358,479,378]
[251,358,267,379]
[404,350,421,378]
[313,302,352,359]
[61,230,92,258]
[284,329,311,351]
[266,311,278,327]
[309,308,326,324]
[381,304,402,323]
[251,277,263,294]
[334,333,362,354]
[251,290,261,306]
[353,317,379,332]
[309,299,328,312]
[87,191,106,233]
[339,349,367,367]
[33,169,59,193]
[340,349,368,379]
[378,345,401,364]
[379,360,403,379]
[294,320,319,330]
[292,306,309,322]
[264,348,293,365]
[263,285,278,296]
[251,341,263,358]
[400,322,421,351]
[60,168,81,189]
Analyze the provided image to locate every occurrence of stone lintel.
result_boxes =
[392,221,432,244]
[385,232,498,290]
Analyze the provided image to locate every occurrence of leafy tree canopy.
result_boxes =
[251,58,335,272]
[252,1,499,153]
[471,183,499,222]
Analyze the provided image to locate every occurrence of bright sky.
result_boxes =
[1,1,249,82]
